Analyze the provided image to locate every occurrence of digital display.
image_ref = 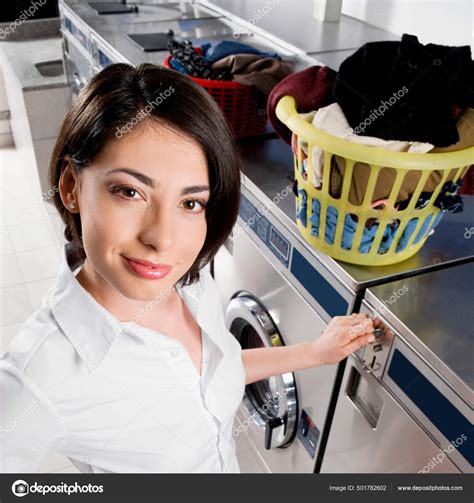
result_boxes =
[269,227,289,261]
[238,195,291,268]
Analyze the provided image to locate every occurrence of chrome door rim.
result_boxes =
[225,293,297,448]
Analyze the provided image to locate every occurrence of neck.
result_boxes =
[75,259,181,325]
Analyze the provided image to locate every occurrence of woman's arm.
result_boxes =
[242,313,383,385]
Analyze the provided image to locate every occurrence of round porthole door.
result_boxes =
[225,294,297,449]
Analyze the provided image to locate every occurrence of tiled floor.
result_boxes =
[1,143,80,473]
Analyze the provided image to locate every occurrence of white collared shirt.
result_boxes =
[0,244,246,473]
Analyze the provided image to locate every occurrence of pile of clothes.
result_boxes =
[268,33,474,254]
[296,182,459,254]
[167,39,294,96]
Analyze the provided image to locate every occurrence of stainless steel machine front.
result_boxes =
[214,206,357,472]
[321,262,473,473]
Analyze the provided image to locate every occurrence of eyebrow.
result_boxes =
[105,168,210,195]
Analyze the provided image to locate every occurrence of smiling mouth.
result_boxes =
[122,256,173,280]
[123,256,171,269]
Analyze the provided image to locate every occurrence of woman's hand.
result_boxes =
[242,313,389,385]
[310,313,384,366]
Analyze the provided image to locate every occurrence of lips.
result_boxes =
[122,256,172,280]
[125,256,170,269]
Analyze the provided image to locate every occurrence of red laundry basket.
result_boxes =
[460,166,474,195]
[163,54,267,138]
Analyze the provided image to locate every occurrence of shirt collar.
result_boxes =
[50,244,222,374]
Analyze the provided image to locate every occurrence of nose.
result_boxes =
[138,203,175,253]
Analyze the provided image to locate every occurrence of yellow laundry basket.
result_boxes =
[275,95,474,266]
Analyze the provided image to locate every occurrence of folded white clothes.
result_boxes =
[294,103,434,189]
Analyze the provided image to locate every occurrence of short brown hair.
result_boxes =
[49,63,241,287]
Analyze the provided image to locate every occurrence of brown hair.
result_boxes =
[49,62,241,287]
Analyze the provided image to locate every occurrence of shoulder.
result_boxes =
[0,304,71,472]
[2,300,81,395]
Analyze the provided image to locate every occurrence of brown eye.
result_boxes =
[122,187,137,198]
[110,185,141,201]
[183,199,206,213]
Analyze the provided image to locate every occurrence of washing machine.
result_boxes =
[213,186,358,473]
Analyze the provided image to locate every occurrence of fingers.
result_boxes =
[343,332,375,355]
[343,324,393,357]
[346,318,374,341]
[322,314,393,364]
[344,323,374,346]
[372,317,384,329]
[333,313,368,326]
[333,315,377,334]
[332,314,387,337]
[328,314,388,352]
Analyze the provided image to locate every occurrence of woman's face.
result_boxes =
[60,121,210,305]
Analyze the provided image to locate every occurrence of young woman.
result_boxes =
[0,63,378,473]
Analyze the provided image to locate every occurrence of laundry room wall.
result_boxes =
[341,0,473,48]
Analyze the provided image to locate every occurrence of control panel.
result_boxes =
[356,301,395,379]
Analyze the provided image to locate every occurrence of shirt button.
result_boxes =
[113,326,123,336]
[170,349,180,358]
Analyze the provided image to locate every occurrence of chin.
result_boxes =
[120,276,177,300]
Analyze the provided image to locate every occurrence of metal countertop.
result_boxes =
[199,0,398,54]
[63,1,220,26]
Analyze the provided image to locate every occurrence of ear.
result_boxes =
[58,155,80,211]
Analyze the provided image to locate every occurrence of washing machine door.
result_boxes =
[225,294,297,449]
